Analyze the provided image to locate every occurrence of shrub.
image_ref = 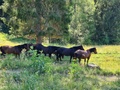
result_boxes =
[0,54,31,69]
[26,49,52,74]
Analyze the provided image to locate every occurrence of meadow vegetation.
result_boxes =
[0,33,120,90]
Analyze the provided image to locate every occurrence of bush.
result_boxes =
[0,50,52,74]
[0,53,32,69]
[26,49,52,74]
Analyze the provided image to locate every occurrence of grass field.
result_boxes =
[0,33,120,90]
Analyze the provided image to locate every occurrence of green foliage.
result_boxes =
[0,36,120,89]
[0,45,120,90]
[1,0,120,44]
[1,0,72,43]
[93,0,120,44]
[69,0,95,44]
[27,49,51,74]
[0,0,9,34]
[69,0,120,45]
[2,61,119,90]
[0,54,32,69]
[0,50,52,75]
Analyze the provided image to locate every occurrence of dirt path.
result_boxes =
[97,75,120,82]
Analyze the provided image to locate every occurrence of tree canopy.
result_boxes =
[93,0,120,44]
[1,0,72,43]
[0,0,120,45]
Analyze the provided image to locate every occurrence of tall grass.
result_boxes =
[0,50,119,90]
[0,33,120,90]
[2,64,120,90]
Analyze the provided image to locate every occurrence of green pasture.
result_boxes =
[84,45,120,74]
[0,33,120,90]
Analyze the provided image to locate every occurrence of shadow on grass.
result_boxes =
[9,37,35,44]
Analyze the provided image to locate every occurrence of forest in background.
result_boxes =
[0,0,120,45]
[0,1,120,89]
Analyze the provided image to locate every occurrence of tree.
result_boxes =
[69,0,95,44]
[0,0,9,34]
[1,0,72,43]
[93,0,120,44]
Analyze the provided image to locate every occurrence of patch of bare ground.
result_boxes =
[87,63,120,82]
[97,75,120,82]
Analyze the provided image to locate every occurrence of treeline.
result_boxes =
[0,0,120,45]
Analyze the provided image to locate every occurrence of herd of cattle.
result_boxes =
[0,43,97,65]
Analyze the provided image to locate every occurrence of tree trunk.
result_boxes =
[35,23,43,44]
[35,17,43,44]
[36,35,42,44]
